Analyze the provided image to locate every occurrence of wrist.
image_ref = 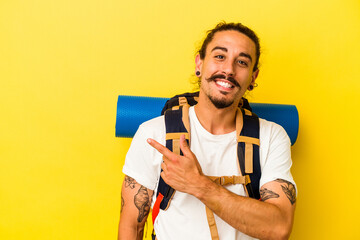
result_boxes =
[191,175,216,200]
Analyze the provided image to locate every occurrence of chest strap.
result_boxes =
[208,175,251,185]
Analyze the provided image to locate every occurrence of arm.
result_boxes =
[147,135,296,240]
[194,176,296,240]
[118,175,153,240]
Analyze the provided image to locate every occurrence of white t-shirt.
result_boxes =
[123,106,296,240]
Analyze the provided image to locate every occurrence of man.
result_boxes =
[118,22,296,240]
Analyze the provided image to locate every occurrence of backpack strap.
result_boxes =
[152,99,190,224]
[236,108,261,199]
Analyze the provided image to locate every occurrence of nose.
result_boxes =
[221,59,235,77]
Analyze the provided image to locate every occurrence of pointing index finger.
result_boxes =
[147,138,173,159]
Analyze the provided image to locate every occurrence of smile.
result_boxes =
[215,80,234,90]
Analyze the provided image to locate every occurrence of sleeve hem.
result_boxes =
[123,166,157,191]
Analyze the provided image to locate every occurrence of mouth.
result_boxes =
[206,74,239,92]
[215,79,235,90]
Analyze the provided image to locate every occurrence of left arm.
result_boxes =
[193,175,296,240]
[147,135,296,240]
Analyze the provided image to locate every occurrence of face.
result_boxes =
[196,30,259,109]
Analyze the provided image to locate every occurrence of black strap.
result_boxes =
[156,107,189,210]
[237,109,261,199]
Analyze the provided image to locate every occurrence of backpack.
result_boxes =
[152,92,261,239]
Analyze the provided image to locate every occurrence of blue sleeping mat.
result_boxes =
[115,95,299,146]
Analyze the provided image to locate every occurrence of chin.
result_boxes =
[209,96,234,109]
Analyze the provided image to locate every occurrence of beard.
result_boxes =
[208,93,234,109]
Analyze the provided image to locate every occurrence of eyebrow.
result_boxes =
[239,52,253,62]
[211,46,228,52]
[211,46,253,62]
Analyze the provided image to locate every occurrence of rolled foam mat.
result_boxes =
[115,95,299,145]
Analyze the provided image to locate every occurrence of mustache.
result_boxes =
[206,74,240,87]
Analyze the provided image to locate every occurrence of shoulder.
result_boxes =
[136,115,166,140]
[139,115,165,130]
[259,118,291,147]
[258,118,296,189]
[122,116,165,190]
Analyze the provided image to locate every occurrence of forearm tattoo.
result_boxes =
[260,188,280,201]
[275,179,297,205]
[134,186,151,222]
[125,176,136,189]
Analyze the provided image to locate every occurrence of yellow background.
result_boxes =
[1,0,359,239]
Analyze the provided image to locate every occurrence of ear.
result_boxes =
[195,54,203,74]
[250,69,259,85]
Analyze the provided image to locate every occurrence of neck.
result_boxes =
[194,91,239,135]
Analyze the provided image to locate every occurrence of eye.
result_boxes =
[238,60,248,66]
[215,55,225,60]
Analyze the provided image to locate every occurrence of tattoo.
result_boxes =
[260,188,280,201]
[125,176,136,189]
[121,196,124,213]
[275,179,297,205]
[134,186,150,222]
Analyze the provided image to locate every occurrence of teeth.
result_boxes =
[216,81,232,88]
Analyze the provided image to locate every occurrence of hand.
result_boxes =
[147,135,203,194]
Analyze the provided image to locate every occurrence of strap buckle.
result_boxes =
[244,175,251,185]
[219,176,226,185]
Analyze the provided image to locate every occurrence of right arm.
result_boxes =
[118,175,154,240]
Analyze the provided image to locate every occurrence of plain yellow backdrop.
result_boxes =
[1,0,359,239]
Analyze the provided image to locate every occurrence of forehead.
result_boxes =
[206,30,256,59]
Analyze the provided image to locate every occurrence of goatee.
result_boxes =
[208,94,234,109]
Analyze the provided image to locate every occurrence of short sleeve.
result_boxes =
[122,116,165,191]
[259,119,297,193]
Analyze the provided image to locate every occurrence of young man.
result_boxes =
[118,22,296,240]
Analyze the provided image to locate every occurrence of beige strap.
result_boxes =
[178,96,188,106]
[205,206,220,240]
[237,136,260,146]
[238,135,259,174]
[208,175,251,186]
[165,132,190,140]
[235,108,244,138]
[245,143,253,174]
[172,139,180,155]
[244,108,252,116]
